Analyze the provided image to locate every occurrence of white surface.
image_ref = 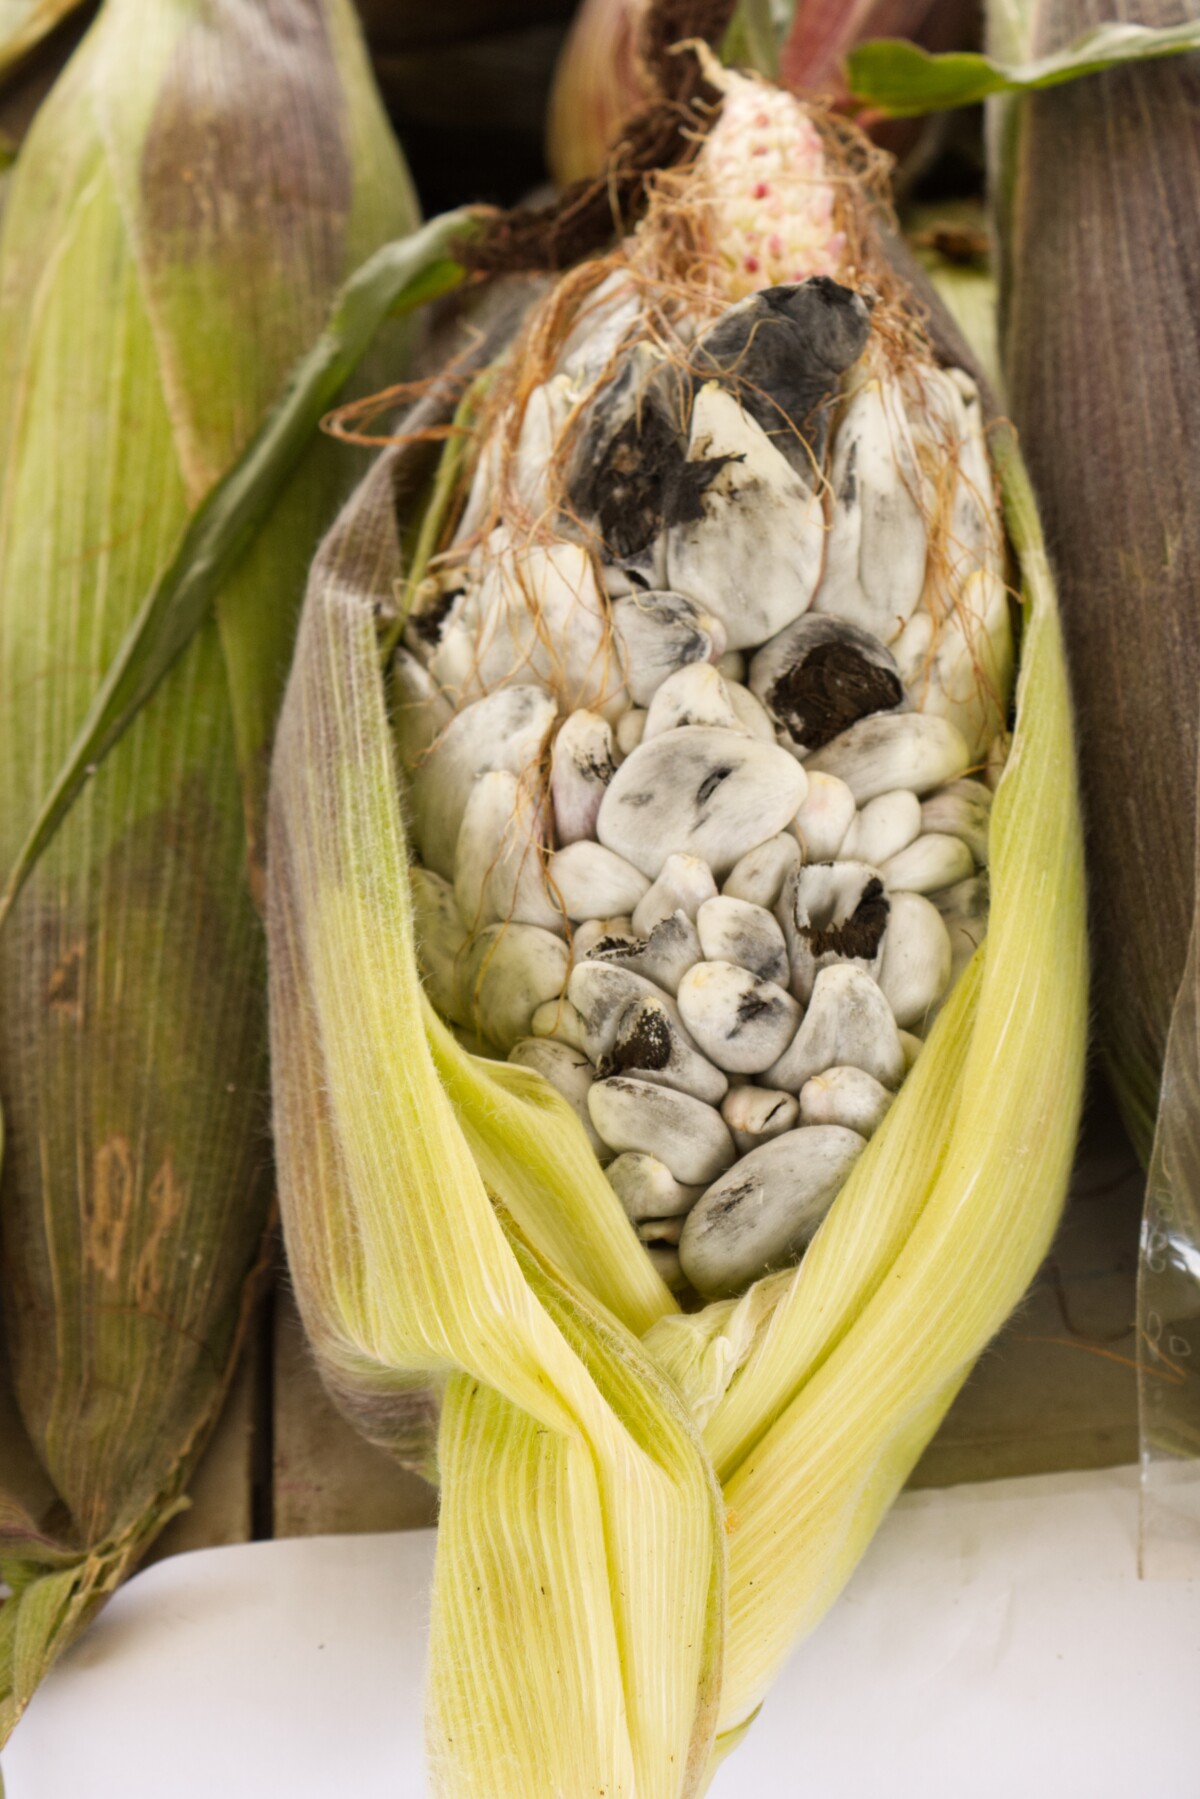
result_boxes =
[5,1465,1198,1797]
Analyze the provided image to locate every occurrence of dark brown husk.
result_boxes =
[999,0,1200,1160]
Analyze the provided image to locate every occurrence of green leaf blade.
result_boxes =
[847,20,1200,116]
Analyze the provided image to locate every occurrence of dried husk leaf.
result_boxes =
[0,0,416,1735]
[267,257,1085,1791]
[996,0,1200,1557]
[997,0,1200,1160]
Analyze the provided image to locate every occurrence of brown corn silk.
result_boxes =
[998,0,1200,1546]
[268,84,1086,1789]
[0,0,416,1735]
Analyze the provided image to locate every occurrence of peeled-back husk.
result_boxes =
[0,0,416,1736]
[267,222,1086,1786]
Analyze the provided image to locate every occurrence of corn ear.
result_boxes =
[269,305,1084,1799]
[262,52,1086,1788]
[0,0,416,1735]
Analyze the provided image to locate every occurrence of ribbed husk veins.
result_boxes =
[999,0,1200,1161]
[269,67,1086,1798]
[0,0,416,1736]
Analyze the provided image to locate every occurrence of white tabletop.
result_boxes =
[6,1464,1198,1797]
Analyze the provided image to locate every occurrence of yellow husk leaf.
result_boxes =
[268,502,723,1793]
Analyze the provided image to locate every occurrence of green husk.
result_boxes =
[266,293,1085,1790]
[0,0,417,1736]
[845,14,1200,112]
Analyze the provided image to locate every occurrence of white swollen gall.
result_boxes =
[840,790,922,867]
[586,909,702,996]
[766,962,906,1093]
[933,873,990,985]
[805,712,970,805]
[550,710,617,845]
[726,681,778,741]
[637,1216,684,1246]
[813,361,928,642]
[880,833,975,896]
[547,840,650,921]
[643,663,742,738]
[454,770,564,934]
[510,374,575,523]
[907,568,1012,762]
[572,917,635,957]
[403,566,476,669]
[749,615,907,759]
[553,270,644,387]
[799,1065,893,1137]
[676,960,802,1075]
[777,860,890,1003]
[599,993,729,1106]
[406,685,557,879]
[462,924,571,1051]
[679,1125,866,1299]
[586,1077,737,1186]
[665,382,825,650]
[696,896,789,985]
[720,1085,800,1157]
[606,1152,704,1222]
[410,868,470,1028]
[632,853,719,936]
[790,771,856,863]
[876,891,953,1029]
[531,995,590,1052]
[439,536,627,721]
[597,726,808,880]
[566,961,675,1063]
[647,1245,686,1288]
[508,1038,609,1158]
[615,707,647,758]
[610,590,723,707]
[722,833,801,910]
[392,648,453,770]
[919,779,991,866]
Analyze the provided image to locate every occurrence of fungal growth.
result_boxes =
[394,70,1010,1300]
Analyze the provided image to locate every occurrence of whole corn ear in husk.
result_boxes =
[0,0,416,1736]
[996,0,1200,1551]
[269,63,1085,1794]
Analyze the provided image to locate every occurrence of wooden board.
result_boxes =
[271,1289,438,1537]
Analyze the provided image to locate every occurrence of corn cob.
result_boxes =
[0,0,416,1736]
[269,58,1085,1796]
[394,68,1011,1300]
